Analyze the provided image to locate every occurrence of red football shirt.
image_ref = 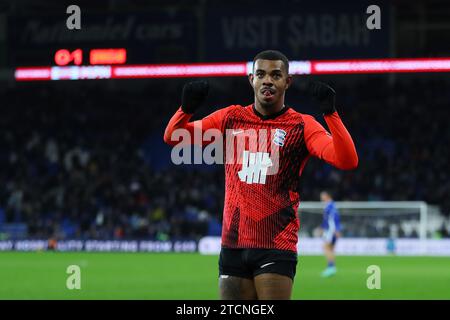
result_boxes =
[164,104,358,252]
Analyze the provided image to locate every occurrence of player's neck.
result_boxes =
[254,101,285,116]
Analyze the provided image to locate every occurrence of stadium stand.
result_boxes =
[0,75,449,240]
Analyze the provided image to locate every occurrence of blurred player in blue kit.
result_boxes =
[318,190,341,277]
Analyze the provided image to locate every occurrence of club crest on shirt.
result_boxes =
[273,128,287,147]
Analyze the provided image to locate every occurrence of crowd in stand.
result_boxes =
[0,76,449,240]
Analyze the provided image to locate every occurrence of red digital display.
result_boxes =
[54,49,83,66]
[18,57,450,81]
[90,49,127,65]
[54,48,127,66]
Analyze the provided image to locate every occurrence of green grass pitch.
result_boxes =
[0,252,449,299]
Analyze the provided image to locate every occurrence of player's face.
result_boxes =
[320,192,327,202]
[250,59,292,108]
[320,192,330,202]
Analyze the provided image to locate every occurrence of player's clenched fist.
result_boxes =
[181,80,209,114]
[308,81,336,115]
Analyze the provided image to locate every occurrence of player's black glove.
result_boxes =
[181,80,209,114]
[308,81,336,115]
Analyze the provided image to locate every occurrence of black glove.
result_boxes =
[308,81,336,115]
[181,80,209,114]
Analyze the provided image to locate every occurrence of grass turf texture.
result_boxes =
[0,252,449,299]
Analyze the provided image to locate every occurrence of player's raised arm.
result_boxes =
[163,80,229,146]
[303,81,358,170]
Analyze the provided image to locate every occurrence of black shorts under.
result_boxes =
[219,248,298,280]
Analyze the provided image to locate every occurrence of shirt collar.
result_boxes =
[252,104,289,120]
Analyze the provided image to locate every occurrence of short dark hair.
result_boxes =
[253,50,289,74]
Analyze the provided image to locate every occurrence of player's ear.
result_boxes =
[285,74,293,90]
[248,73,255,89]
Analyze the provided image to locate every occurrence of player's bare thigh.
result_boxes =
[219,275,257,300]
[254,273,293,300]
